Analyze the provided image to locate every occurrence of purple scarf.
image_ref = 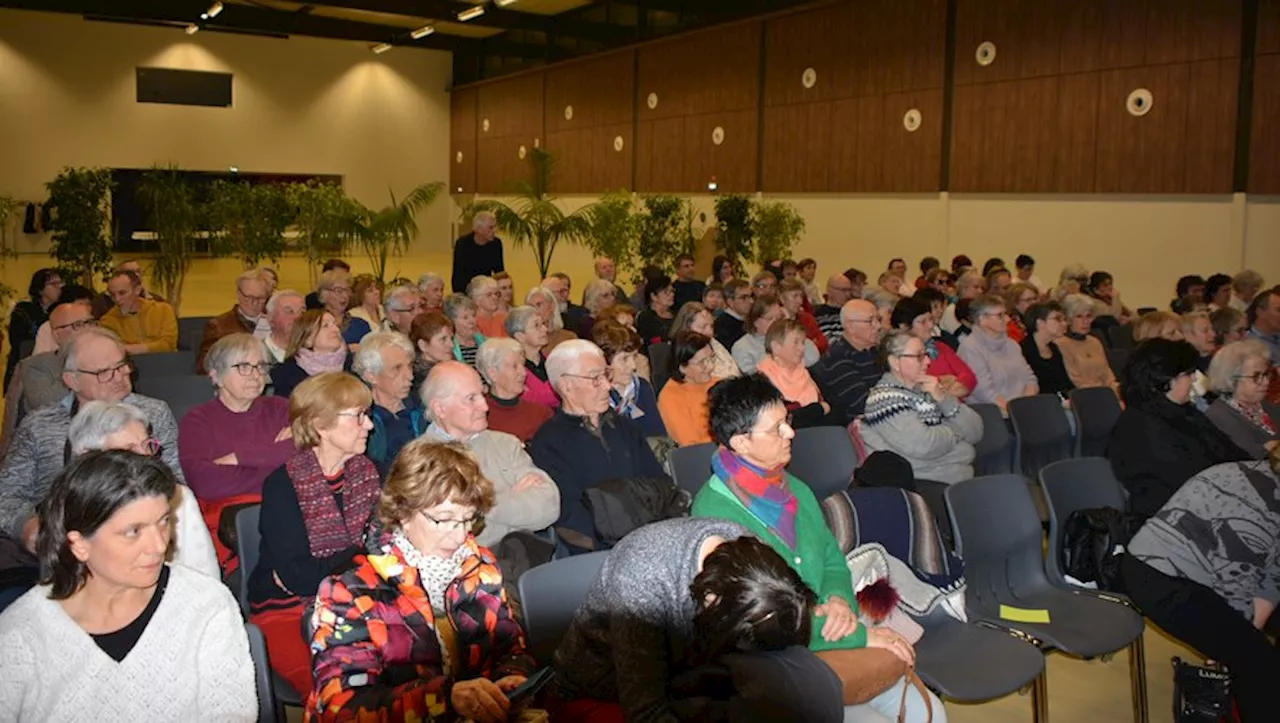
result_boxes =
[296,347,347,376]
[711,447,799,550]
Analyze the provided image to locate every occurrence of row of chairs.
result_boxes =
[972,388,1124,479]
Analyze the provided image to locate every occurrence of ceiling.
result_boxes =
[1,0,815,85]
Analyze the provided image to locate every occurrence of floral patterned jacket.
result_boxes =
[305,522,536,722]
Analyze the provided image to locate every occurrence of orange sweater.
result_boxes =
[477,311,509,338]
[657,378,715,446]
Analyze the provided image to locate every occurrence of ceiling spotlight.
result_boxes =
[185,23,200,35]
[410,25,435,39]
[200,13,208,19]
[206,2,223,18]
[456,5,486,21]
[371,42,392,54]
[495,0,519,6]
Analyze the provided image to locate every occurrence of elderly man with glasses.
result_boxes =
[0,327,182,552]
[11,296,98,417]
[381,284,423,334]
[197,270,271,373]
[811,299,886,426]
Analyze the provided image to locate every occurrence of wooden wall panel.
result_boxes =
[450,87,478,193]
[1053,73,1101,193]
[1095,65,1192,194]
[762,5,848,106]
[1250,54,1280,194]
[1261,0,1280,55]
[475,73,545,193]
[881,89,946,192]
[635,117,686,192]
[544,52,635,134]
[546,124,633,193]
[1182,58,1240,193]
[637,22,762,121]
[829,96,885,191]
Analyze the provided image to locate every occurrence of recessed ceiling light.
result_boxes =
[185,23,200,35]
[410,25,435,39]
[371,42,392,54]
[206,2,223,18]
[495,0,519,6]
[457,5,486,21]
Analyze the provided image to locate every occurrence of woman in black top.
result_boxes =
[635,274,677,347]
[1020,301,1075,396]
[4,268,63,391]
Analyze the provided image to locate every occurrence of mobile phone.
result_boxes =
[507,666,556,704]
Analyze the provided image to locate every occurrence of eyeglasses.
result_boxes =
[53,318,98,333]
[564,370,613,386]
[1230,326,1249,335]
[229,362,271,377]
[337,409,371,423]
[72,360,132,383]
[422,511,483,533]
[1235,371,1270,385]
[848,317,882,326]
[329,286,352,295]
[983,311,1010,320]
[692,354,716,367]
[239,293,270,303]
[747,414,794,438]
[737,293,755,301]
[132,438,162,457]
[896,352,930,361]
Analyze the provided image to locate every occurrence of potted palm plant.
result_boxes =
[752,200,806,265]
[286,180,363,288]
[207,180,293,269]
[353,182,446,285]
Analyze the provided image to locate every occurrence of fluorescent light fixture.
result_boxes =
[410,25,435,39]
[495,0,519,6]
[457,5,486,21]
[207,2,223,18]
[185,23,200,35]
[371,42,393,54]
[229,166,239,173]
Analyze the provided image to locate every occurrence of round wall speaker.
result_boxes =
[518,145,527,159]
[802,67,817,89]
[613,135,625,152]
[712,126,725,145]
[1126,88,1153,116]
[564,105,573,120]
[533,137,540,148]
[903,108,922,132]
[647,92,659,110]
[975,41,997,66]
[482,118,490,132]
[455,151,463,164]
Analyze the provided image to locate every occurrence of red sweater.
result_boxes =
[178,395,296,501]
[797,311,829,354]
[927,340,978,400]
[486,394,553,443]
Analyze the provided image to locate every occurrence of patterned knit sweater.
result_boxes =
[0,564,257,721]
[859,373,984,484]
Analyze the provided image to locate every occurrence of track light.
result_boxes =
[206,2,223,18]
[495,0,519,6]
[185,23,200,35]
[456,5,486,21]
[371,42,392,54]
[410,25,435,39]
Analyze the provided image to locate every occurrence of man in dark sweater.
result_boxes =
[811,299,884,426]
[714,279,753,351]
[451,211,504,293]
[672,254,706,311]
[813,273,858,343]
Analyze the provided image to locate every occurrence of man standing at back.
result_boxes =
[98,269,178,355]
[452,211,504,293]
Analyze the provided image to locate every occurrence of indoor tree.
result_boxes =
[752,200,806,265]
[713,194,755,274]
[44,166,115,288]
[286,180,363,287]
[582,190,641,273]
[635,195,700,284]
[0,195,21,335]
[353,181,446,285]
[207,180,293,269]
[136,165,200,313]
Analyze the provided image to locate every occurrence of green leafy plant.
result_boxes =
[207,180,293,269]
[353,182,446,285]
[713,194,755,274]
[45,167,115,288]
[752,200,806,266]
[136,165,201,313]
[286,180,363,287]
[465,149,596,280]
[634,195,700,284]
[582,191,641,272]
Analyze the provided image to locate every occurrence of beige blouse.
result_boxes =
[1055,335,1117,390]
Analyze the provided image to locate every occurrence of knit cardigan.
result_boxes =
[859,373,984,484]
[0,564,256,721]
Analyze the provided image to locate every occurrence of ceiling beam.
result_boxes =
[301,0,632,43]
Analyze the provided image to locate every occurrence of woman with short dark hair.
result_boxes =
[658,331,718,446]
[4,268,62,391]
[0,451,255,719]
[1020,301,1075,396]
[636,274,677,346]
[892,296,976,399]
[594,321,665,437]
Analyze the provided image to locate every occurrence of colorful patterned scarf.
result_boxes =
[711,447,798,549]
[285,448,381,557]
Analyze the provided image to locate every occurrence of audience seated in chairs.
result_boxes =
[779,278,829,354]
[671,301,739,380]
[347,274,385,330]
[417,272,446,315]
[4,268,62,391]
[1211,306,1250,348]
[0,328,183,547]
[259,289,305,365]
[940,271,984,334]
[690,374,943,722]
[305,259,350,310]
[380,283,423,335]
[197,270,270,374]
[249,372,381,697]
[636,274,677,346]
[420,361,558,547]
[1246,289,1280,366]
[1086,271,1133,324]
[99,268,179,355]
[812,299,885,427]
[12,293,96,416]
[658,331,718,447]
[476,338,554,443]
[576,278,620,339]
[353,331,424,473]
[0,451,255,720]
[307,440,536,721]
[1205,339,1279,459]
[594,321,666,437]
[1020,301,1076,397]
[1107,338,1249,522]
[408,310,455,391]
[859,331,983,484]
[469,274,509,339]
[1002,283,1037,342]
[759,319,832,429]
[316,270,371,349]
[957,294,1039,415]
[1181,310,1219,374]
[529,340,671,555]
[1230,270,1266,313]
[271,309,351,400]
[1120,453,1280,723]
[1133,310,1184,343]
[526,284,576,353]
[506,305,560,408]
[555,519,846,722]
[891,296,975,400]
[1057,294,1119,393]
[443,293,486,367]
[714,279,754,351]
[734,292,811,375]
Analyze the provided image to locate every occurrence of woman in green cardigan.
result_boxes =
[692,373,944,723]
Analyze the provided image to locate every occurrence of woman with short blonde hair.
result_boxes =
[1133,310,1184,343]
[1056,294,1118,392]
[349,275,385,328]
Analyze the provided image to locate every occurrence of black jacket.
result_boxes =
[713,312,747,351]
[451,232,505,293]
[4,301,46,391]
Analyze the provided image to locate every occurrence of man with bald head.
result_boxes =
[811,299,885,426]
[420,361,559,547]
[12,297,97,416]
[814,273,858,343]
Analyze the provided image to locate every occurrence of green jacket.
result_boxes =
[692,474,867,651]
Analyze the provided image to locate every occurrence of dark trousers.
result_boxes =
[1121,555,1280,723]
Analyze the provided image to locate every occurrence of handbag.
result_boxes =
[1172,657,1235,723]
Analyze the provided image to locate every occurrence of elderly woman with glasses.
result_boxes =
[525,284,577,353]
[307,439,536,721]
[891,296,976,400]
[1056,294,1118,393]
[672,301,739,380]
[271,309,351,400]
[505,305,559,408]
[1020,302,1076,397]
[1002,283,1038,342]
[444,294,486,368]
[957,294,1039,415]
[316,270,371,349]
[468,275,508,339]
[691,374,944,723]
[860,331,983,484]
[1205,340,1280,459]
[250,371,380,698]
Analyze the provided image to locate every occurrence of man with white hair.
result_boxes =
[352,331,423,472]
[198,270,270,373]
[451,211,505,293]
[421,361,559,547]
[257,289,305,364]
[529,340,669,554]
[810,299,885,427]
[0,327,182,548]
[594,257,617,284]
[382,284,423,334]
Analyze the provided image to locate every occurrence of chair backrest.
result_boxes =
[1038,457,1128,586]
[244,621,277,723]
[134,374,215,422]
[970,403,1013,476]
[1007,394,1074,478]
[945,474,1048,594]
[1089,328,1110,349]
[1106,348,1130,378]
[671,442,716,496]
[130,350,197,379]
[17,339,35,361]
[235,505,262,615]
[786,426,858,500]
[178,316,213,353]
[648,342,672,394]
[1107,324,1135,351]
[517,551,609,664]
[1069,387,1122,457]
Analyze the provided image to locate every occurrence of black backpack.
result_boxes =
[1060,507,1143,591]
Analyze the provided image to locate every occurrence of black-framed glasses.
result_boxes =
[230,362,271,377]
[422,510,484,533]
[52,318,98,333]
[72,360,132,383]
[1235,371,1270,385]
[896,352,930,361]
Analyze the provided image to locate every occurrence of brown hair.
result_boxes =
[289,372,373,448]
[745,292,781,332]
[598,302,637,325]
[591,320,642,362]
[378,439,496,527]
[351,274,383,310]
[409,311,454,351]
[1004,282,1038,312]
[1134,310,1182,342]
[765,318,806,352]
[287,309,330,357]
[778,278,806,300]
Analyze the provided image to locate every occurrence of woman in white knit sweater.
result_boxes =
[0,450,255,721]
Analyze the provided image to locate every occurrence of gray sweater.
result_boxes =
[859,373,984,484]
[555,517,749,723]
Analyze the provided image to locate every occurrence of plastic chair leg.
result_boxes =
[1031,669,1049,723]
[1129,634,1148,723]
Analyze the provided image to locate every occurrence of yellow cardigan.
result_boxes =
[100,297,178,352]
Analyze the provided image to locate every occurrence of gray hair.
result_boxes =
[351,331,414,379]
[443,293,476,322]
[205,333,268,380]
[419,361,474,422]
[475,338,523,385]
[383,284,420,315]
[1062,293,1098,320]
[504,305,540,337]
[236,269,267,293]
[1180,310,1211,337]
[317,269,349,292]
[955,271,984,295]
[546,339,604,388]
[68,401,149,456]
[582,278,616,314]
[1233,270,1264,295]
[466,275,497,300]
[864,289,897,312]
[525,286,564,330]
[471,210,496,230]
[60,327,125,373]
[879,329,916,359]
[1207,339,1271,395]
[968,294,1006,322]
[418,272,444,291]
[1058,264,1089,285]
[266,289,303,315]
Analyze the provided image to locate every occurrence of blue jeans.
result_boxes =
[843,675,946,723]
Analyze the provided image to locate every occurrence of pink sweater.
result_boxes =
[178,395,296,501]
